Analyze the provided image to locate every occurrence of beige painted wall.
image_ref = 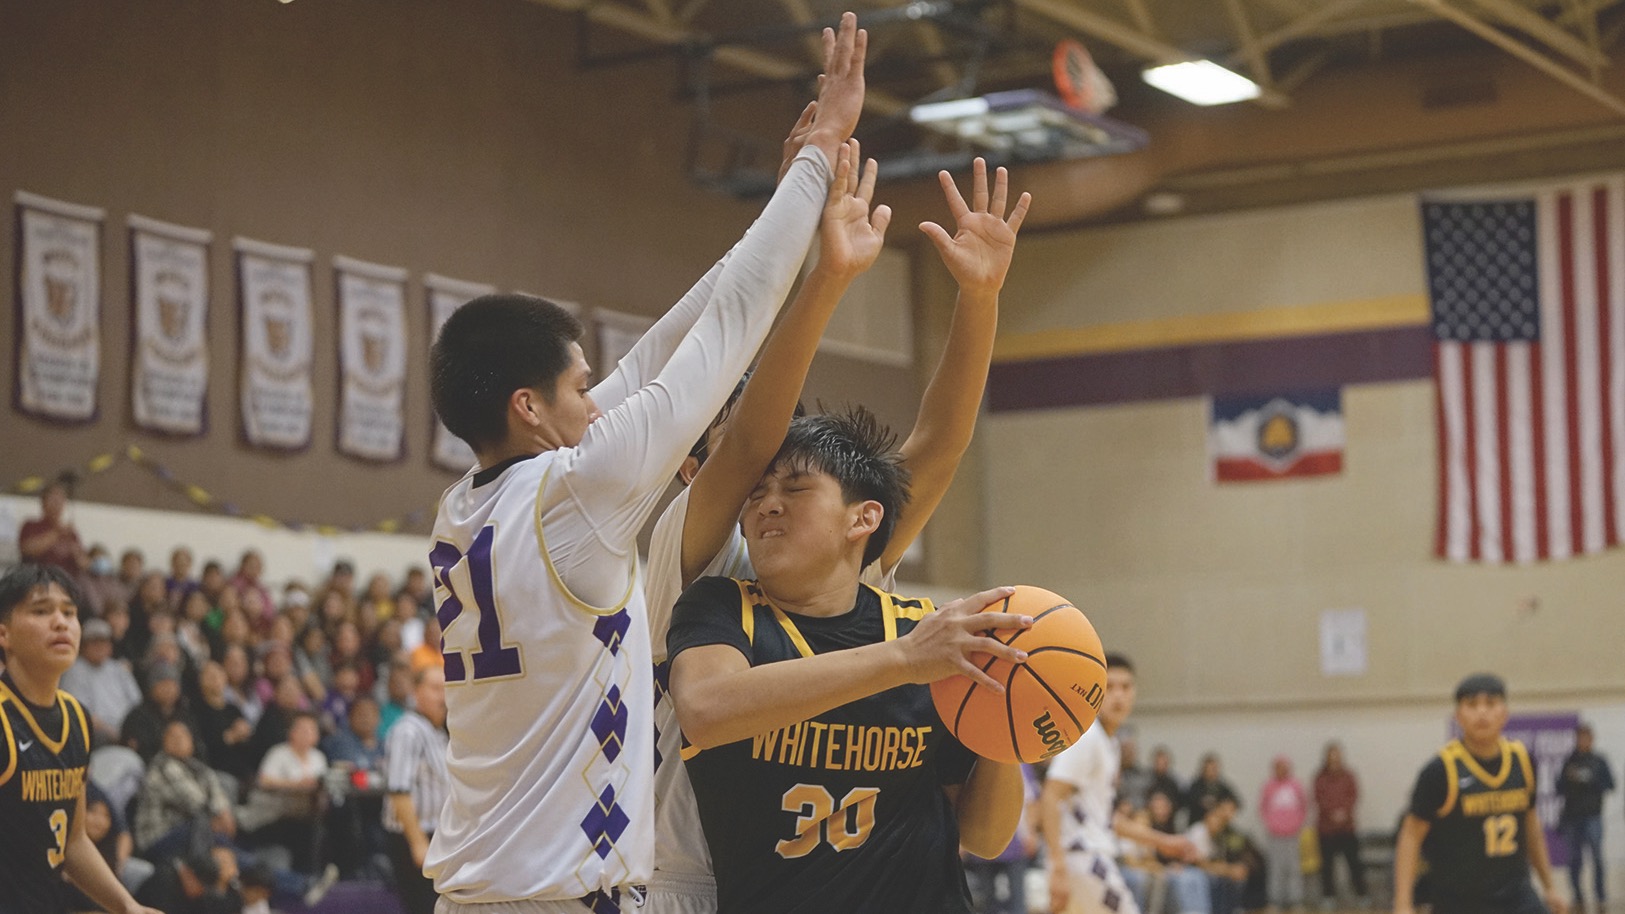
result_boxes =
[0,0,916,534]
[980,193,1625,708]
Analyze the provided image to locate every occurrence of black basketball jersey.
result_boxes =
[0,676,93,914]
[669,578,978,914]
[1409,737,1538,905]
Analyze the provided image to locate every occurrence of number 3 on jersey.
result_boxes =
[431,526,524,684]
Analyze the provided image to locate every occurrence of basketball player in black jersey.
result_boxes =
[1392,674,1565,914]
[0,564,163,914]
[667,408,1032,914]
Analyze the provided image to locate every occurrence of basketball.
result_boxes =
[929,585,1107,764]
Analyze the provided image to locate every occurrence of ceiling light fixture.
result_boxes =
[1141,60,1260,106]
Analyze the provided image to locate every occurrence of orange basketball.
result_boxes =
[929,585,1107,764]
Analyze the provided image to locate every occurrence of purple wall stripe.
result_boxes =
[987,325,1432,413]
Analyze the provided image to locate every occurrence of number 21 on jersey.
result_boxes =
[431,526,524,684]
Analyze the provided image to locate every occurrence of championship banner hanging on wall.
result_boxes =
[130,215,212,435]
[237,237,315,450]
[14,191,104,422]
[425,273,494,471]
[336,256,408,462]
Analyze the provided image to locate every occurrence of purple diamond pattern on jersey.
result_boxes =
[592,610,631,655]
[591,685,628,762]
[580,887,622,914]
[651,661,671,769]
[580,784,630,860]
[1103,889,1122,911]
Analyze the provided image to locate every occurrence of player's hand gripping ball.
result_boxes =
[930,585,1107,764]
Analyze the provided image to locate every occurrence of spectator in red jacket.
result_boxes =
[1313,741,1367,906]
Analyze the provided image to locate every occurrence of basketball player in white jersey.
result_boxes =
[423,16,867,914]
[1041,656,1201,914]
[644,157,1033,914]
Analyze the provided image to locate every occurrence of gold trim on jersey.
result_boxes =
[0,693,17,788]
[0,681,74,756]
[533,464,637,618]
[1437,738,1526,817]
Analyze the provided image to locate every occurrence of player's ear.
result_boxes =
[509,387,542,428]
[678,456,700,485]
[848,500,883,541]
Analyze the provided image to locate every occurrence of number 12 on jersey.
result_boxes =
[431,526,524,684]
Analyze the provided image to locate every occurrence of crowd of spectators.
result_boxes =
[11,479,449,914]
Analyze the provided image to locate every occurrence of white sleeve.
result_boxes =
[1046,729,1095,789]
[541,148,831,607]
[588,256,729,415]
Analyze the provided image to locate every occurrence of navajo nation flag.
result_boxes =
[1423,178,1625,563]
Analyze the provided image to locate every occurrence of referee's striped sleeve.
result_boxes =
[385,715,424,793]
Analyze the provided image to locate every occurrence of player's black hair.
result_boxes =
[431,293,585,452]
[0,563,83,627]
[768,406,911,568]
[1454,672,1507,702]
[683,370,807,473]
[1104,652,1134,674]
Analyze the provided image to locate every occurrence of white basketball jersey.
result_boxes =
[1047,721,1120,857]
[644,483,895,887]
[426,453,655,902]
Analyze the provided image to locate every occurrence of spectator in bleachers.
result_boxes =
[1187,797,1249,914]
[62,617,142,746]
[316,587,353,635]
[382,667,448,914]
[251,642,295,709]
[135,847,241,914]
[230,550,272,619]
[242,711,328,873]
[209,606,251,663]
[359,573,394,628]
[1119,732,1153,811]
[320,663,363,735]
[330,619,374,692]
[371,618,404,674]
[197,561,227,610]
[376,662,414,740]
[104,599,136,662]
[1184,753,1241,828]
[1139,789,1213,914]
[323,695,384,772]
[236,589,267,641]
[1259,754,1307,911]
[248,673,308,771]
[276,582,310,633]
[195,660,255,788]
[394,591,425,654]
[128,571,169,660]
[133,719,237,861]
[176,590,213,667]
[83,543,127,616]
[220,644,263,726]
[164,546,196,611]
[122,661,202,763]
[117,547,146,598]
[400,567,431,615]
[1149,747,1183,811]
[1311,741,1367,907]
[78,781,155,898]
[324,560,357,604]
[293,624,332,703]
[17,475,87,575]
[408,613,442,674]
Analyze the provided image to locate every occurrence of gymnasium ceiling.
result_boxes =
[530,0,1625,228]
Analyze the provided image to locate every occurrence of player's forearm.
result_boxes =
[955,759,1025,859]
[63,832,138,914]
[681,264,853,584]
[1525,808,1556,890]
[1038,780,1073,866]
[672,639,910,749]
[1392,816,1427,908]
[590,258,728,413]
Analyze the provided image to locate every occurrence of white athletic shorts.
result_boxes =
[435,887,646,914]
[644,871,716,914]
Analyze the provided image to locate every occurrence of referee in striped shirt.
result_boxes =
[383,665,449,914]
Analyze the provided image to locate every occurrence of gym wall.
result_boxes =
[0,0,917,535]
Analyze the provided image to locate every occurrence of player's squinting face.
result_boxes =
[1455,693,1509,747]
[742,465,865,580]
[0,583,81,674]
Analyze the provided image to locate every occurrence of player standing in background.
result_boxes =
[1392,674,1566,914]
[0,564,163,914]
[644,152,1031,913]
[422,15,866,913]
[1040,655,1202,914]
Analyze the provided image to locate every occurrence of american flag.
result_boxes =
[1423,178,1625,563]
